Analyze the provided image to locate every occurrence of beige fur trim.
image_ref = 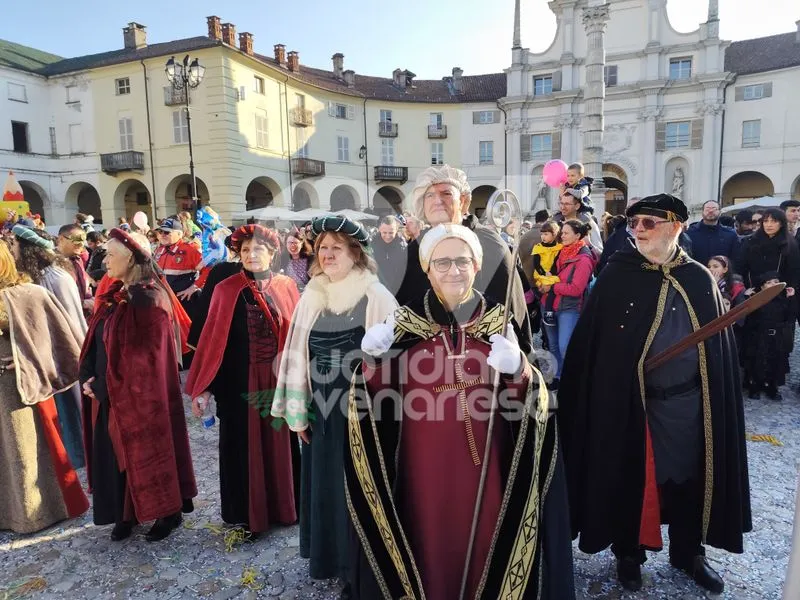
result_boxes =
[304,269,378,315]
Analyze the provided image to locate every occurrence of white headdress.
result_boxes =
[411,165,472,222]
[418,223,483,272]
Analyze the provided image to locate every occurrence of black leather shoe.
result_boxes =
[110,521,133,541]
[145,513,182,542]
[671,555,724,594]
[181,498,194,513]
[747,387,760,400]
[616,557,642,591]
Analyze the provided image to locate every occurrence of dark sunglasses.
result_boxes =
[751,219,762,224]
[628,216,673,231]
[430,257,473,273]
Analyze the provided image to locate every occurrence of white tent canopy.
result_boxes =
[322,209,379,222]
[231,206,299,221]
[720,196,783,214]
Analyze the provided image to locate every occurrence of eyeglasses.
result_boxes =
[751,219,762,225]
[628,217,673,231]
[430,257,473,273]
[62,234,86,244]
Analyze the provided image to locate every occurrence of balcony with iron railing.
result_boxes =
[290,107,313,127]
[163,86,188,106]
[100,151,145,174]
[291,157,325,177]
[374,165,408,182]
[378,121,398,137]
[427,124,447,138]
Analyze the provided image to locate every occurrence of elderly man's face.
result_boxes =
[630,214,681,259]
[426,238,478,304]
[423,183,468,225]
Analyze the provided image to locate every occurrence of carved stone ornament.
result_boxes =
[554,115,581,129]
[582,4,610,27]
[696,102,725,116]
[638,107,663,121]
[604,124,636,154]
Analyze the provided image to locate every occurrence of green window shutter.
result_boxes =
[691,119,704,149]
[655,122,666,151]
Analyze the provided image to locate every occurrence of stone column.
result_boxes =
[638,103,662,199]
[698,101,724,203]
[582,3,610,214]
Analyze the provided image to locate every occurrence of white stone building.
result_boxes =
[1,43,100,224]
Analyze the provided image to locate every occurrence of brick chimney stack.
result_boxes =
[221,23,236,46]
[123,22,147,50]
[287,51,299,73]
[239,32,254,56]
[274,44,286,65]
[343,69,355,88]
[332,53,344,79]
[207,16,222,40]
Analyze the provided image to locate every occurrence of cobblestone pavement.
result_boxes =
[2,377,797,599]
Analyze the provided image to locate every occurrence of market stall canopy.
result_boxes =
[720,196,783,214]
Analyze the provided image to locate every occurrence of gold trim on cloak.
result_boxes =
[637,253,714,544]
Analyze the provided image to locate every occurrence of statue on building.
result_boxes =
[671,167,685,198]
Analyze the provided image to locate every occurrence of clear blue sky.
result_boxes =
[2,0,797,79]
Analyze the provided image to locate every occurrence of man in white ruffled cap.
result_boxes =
[348,222,574,600]
[395,165,531,352]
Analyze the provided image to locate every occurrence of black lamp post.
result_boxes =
[165,55,205,210]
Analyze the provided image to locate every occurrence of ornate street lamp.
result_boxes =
[165,55,205,210]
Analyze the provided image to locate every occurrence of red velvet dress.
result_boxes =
[366,296,530,600]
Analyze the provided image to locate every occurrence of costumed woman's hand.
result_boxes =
[487,325,523,374]
[298,429,311,445]
[82,377,96,399]
[193,391,212,418]
[177,285,200,301]
[788,287,796,297]
[0,356,15,375]
[361,314,396,357]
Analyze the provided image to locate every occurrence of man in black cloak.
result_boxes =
[558,194,751,594]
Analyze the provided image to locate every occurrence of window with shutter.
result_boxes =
[338,136,351,162]
[347,104,355,120]
[115,78,131,95]
[381,139,395,166]
[531,134,552,161]
[742,120,761,147]
[69,123,83,154]
[49,126,57,156]
[255,111,269,148]
[603,66,618,87]
[66,85,79,104]
[172,109,189,144]
[296,128,308,158]
[328,102,336,117]
[655,122,667,151]
[119,117,134,151]
[664,121,691,149]
[690,119,703,149]
[669,58,692,80]
[479,141,494,165]
[521,135,531,161]
[763,82,773,98]
[533,76,553,96]
[492,110,501,123]
[7,82,27,102]
[430,142,444,165]
[551,71,562,92]
[551,130,562,158]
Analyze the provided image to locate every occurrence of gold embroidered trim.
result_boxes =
[664,273,714,544]
[344,481,393,600]
[475,366,551,599]
[432,377,486,393]
[347,369,425,599]
[394,305,439,341]
[468,303,505,338]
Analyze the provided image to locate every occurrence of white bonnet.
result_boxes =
[411,165,472,222]
[418,223,483,272]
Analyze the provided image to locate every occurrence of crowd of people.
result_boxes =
[2,163,799,599]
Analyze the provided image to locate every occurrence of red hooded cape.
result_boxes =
[81,280,197,523]
[185,271,299,531]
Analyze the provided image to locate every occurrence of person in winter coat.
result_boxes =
[372,215,408,295]
[708,255,747,364]
[685,201,739,267]
[737,208,800,293]
[741,271,792,401]
[538,219,595,387]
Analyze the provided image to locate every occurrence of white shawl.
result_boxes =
[40,266,88,337]
[271,268,398,432]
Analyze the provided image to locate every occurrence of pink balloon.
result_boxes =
[542,160,569,188]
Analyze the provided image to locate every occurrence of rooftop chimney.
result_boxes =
[343,69,355,88]
[221,22,236,46]
[123,22,147,50]
[392,68,403,87]
[404,70,416,88]
[452,67,464,94]
[796,19,800,43]
[274,44,286,65]
[332,53,344,79]
[239,32,254,56]
[287,51,299,73]
[207,16,222,41]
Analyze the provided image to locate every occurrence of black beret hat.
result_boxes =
[310,215,369,246]
[625,194,689,223]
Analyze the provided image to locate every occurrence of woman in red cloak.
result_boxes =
[80,229,197,542]
[186,224,300,535]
